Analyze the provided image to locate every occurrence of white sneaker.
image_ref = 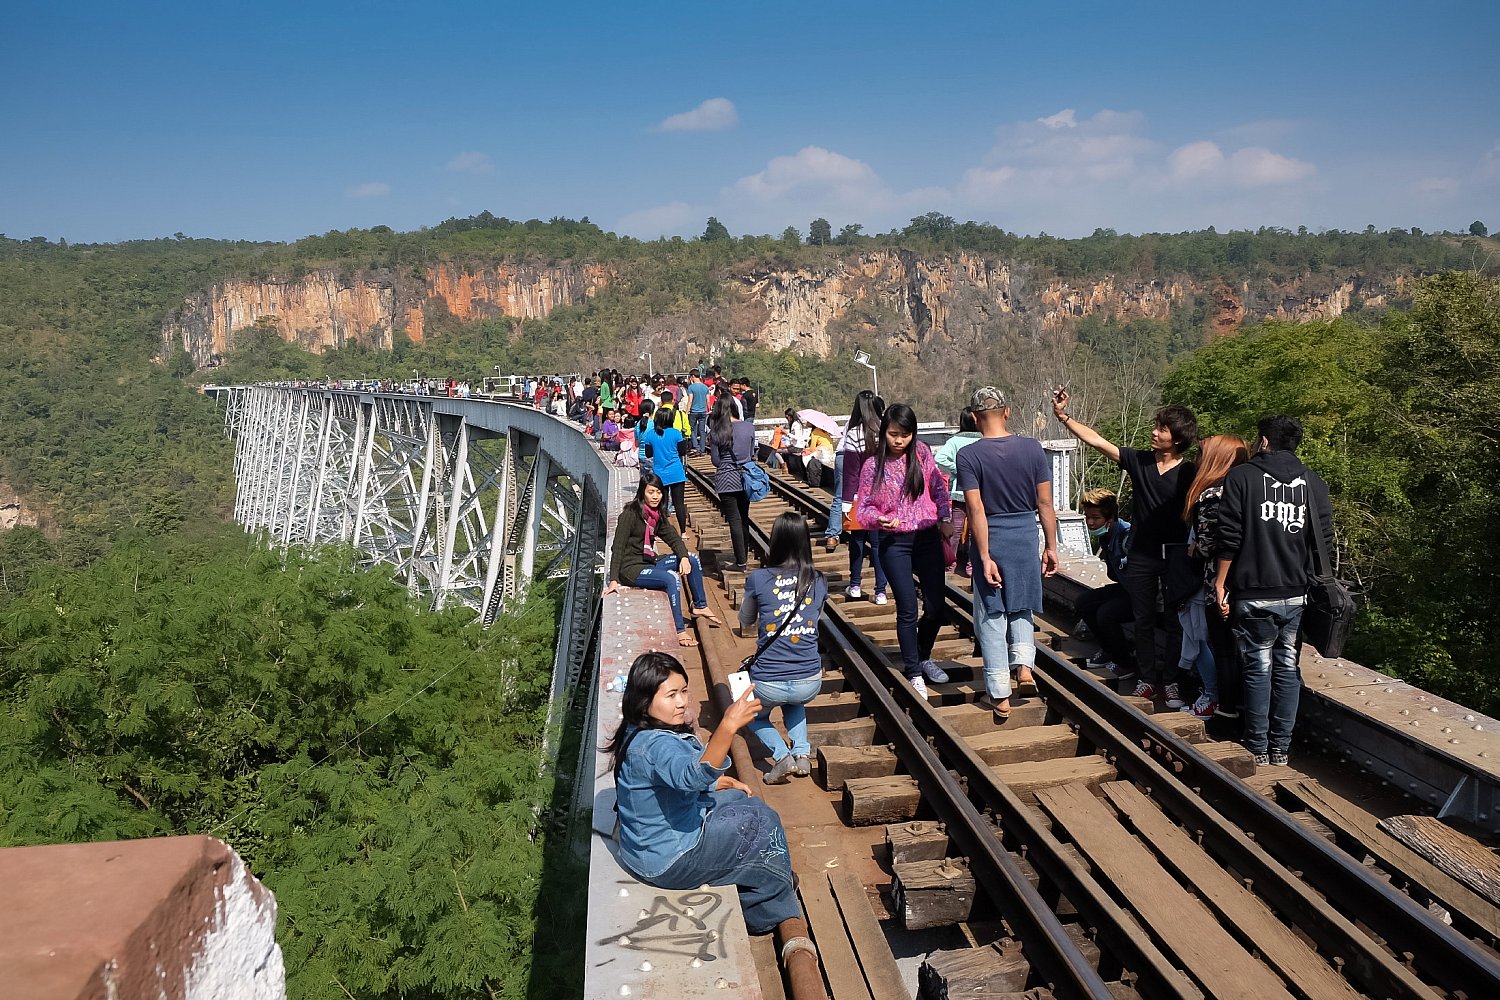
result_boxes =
[873,591,888,606]
[844,584,862,600]
[909,675,929,699]
[1163,683,1184,710]
[919,659,950,684]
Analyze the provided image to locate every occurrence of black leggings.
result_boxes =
[665,480,688,532]
[720,489,751,565]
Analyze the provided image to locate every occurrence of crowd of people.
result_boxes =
[602,372,1335,944]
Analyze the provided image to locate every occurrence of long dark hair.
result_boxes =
[603,652,690,776]
[846,390,884,454]
[628,473,667,516]
[708,395,736,451]
[764,511,822,598]
[636,399,656,434]
[873,403,926,500]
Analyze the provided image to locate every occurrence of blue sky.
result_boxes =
[3,1,1496,243]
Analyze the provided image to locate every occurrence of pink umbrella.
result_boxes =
[797,408,841,437]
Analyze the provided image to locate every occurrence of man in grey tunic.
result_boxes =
[956,387,1061,718]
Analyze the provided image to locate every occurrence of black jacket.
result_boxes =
[608,504,688,587]
[1217,450,1334,601]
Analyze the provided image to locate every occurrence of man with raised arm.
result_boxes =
[1053,388,1198,706]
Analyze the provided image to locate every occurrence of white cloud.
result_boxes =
[733,146,883,201]
[959,109,1155,206]
[346,181,390,199]
[1039,109,1077,129]
[615,200,704,237]
[655,97,738,133]
[446,151,494,174]
[1167,141,1315,187]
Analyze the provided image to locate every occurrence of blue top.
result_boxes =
[738,569,827,682]
[642,426,686,484]
[685,382,711,414]
[615,728,728,877]
[955,435,1051,513]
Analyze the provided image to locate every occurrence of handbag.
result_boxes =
[1302,493,1356,658]
[740,575,811,674]
[738,432,771,502]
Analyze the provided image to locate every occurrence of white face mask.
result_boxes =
[1089,523,1110,539]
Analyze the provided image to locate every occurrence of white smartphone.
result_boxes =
[728,671,753,701]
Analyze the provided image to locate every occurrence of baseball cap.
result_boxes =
[970,386,1007,411]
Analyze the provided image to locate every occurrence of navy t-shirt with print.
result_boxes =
[740,569,827,682]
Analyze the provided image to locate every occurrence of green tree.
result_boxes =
[701,217,731,242]
[780,226,802,248]
[835,223,864,245]
[808,218,832,246]
[1471,220,1489,238]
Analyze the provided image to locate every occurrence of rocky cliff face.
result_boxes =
[737,250,1401,358]
[163,261,612,366]
[163,249,1404,368]
[0,480,44,533]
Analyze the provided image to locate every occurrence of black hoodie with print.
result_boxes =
[1216,449,1334,601]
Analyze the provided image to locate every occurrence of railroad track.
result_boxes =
[680,455,1500,1000]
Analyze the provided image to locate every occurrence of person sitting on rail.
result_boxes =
[1076,490,1134,680]
[641,407,691,533]
[825,391,889,605]
[600,408,622,452]
[737,513,828,784]
[604,474,720,647]
[856,403,954,698]
[1053,387,1198,708]
[957,387,1059,719]
[605,651,802,936]
[1178,436,1249,723]
[934,406,981,575]
[707,395,758,574]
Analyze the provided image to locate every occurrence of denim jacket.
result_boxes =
[615,727,729,878]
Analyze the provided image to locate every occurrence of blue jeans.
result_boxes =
[633,553,709,632]
[744,674,823,760]
[633,789,799,935]
[878,527,948,678]
[1232,597,1305,756]
[1178,592,1217,700]
[848,530,887,593]
[825,452,845,539]
[689,412,707,452]
[975,602,1034,701]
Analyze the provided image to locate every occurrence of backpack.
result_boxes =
[740,457,770,502]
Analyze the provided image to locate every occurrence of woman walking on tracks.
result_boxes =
[856,403,954,698]
[606,651,802,935]
[707,394,757,573]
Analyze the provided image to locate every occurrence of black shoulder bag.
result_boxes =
[1302,495,1356,658]
[740,574,811,674]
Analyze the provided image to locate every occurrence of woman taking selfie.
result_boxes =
[605,652,801,935]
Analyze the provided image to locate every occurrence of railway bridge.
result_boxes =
[205,384,1500,1000]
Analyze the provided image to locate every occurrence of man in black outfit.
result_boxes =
[1054,388,1198,706]
[1213,414,1334,767]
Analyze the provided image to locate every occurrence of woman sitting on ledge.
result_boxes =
[604,473,721,647]
[606,651,802,935]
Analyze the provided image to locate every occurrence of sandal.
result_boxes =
[978,694,1011,719]
[676,632,700,647]
[1013,667,1036,688]
[692,609,723,627]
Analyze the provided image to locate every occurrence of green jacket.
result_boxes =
[609,503,689,587]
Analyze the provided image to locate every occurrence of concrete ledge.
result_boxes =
[583,588,763,1000]
[0,835,284,1000]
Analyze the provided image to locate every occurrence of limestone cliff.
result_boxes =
[736,250,1402,358]
[163,261,612,366]
[0,480,45,533]
[164,248,1405,368]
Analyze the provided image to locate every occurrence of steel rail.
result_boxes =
[765,465,1500,998]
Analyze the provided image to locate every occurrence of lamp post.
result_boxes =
[854,350,878,396]
[639,351,654,377]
